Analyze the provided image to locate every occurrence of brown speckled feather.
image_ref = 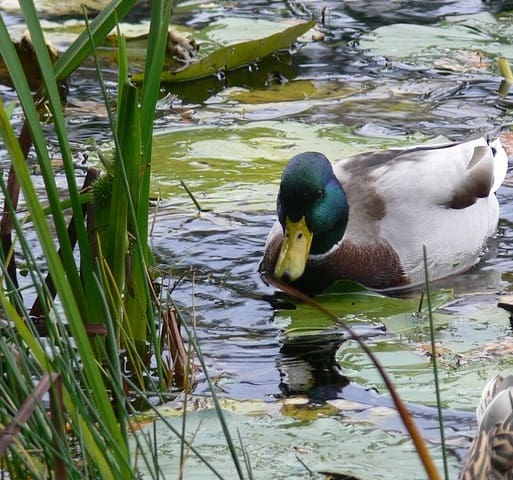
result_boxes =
[460,378,513,479]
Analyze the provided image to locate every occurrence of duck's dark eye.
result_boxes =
[316,189,324,199]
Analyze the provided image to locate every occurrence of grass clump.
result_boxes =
[0,0,193,477]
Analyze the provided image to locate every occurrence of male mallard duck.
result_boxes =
[459,374,513,479]
[259,137,508,294]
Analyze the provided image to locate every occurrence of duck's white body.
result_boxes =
[336,137,508,289]
[260,137,508,293]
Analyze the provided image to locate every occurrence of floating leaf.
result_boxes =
[226,79,358,104]
[132,19,315,84]
[360,15,513,68]
[132,398,464,480]
[276,281,453,344]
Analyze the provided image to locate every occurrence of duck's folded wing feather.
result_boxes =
[447,145,495,209]
[338,137,507,213]
[334,138,507,286]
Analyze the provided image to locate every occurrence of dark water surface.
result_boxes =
[146,0,513,398]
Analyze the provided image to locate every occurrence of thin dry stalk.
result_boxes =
[0,372,60,456]
[49,375,66,479]
[162,305,188,390]
[0,120,32,289]
[30,167,101,318]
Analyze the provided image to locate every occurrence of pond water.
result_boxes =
[3,0,513,478]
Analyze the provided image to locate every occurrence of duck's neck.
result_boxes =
[310,206,349,255]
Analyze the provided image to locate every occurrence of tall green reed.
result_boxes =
[0,0,180,477]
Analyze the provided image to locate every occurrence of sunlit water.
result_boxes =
[3,0,513,477]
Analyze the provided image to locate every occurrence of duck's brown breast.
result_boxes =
[260,232,409,294]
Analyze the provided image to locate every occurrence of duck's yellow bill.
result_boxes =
[274,216,313,282]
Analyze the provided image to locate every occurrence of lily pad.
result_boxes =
[275,281,453,344]
[337,304,511,410]
[359,14,513,67]
[130,397,464,480]
[225,79,358,104]
[149,121,435,211]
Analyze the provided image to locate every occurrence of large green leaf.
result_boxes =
[276,281,453,344]
[132,19,315,83]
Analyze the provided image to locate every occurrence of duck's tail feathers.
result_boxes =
[489,137,508,193]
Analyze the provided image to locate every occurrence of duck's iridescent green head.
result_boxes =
[275,152,349,282]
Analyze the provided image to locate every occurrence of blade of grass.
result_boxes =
[83,8,157,369]
[0,120,31,292]
[0,266,129,478]
[17,0,108,325]
[139,0,174,248]
[137,0,176,388]
[173,300,248,480]
[423,246,449,480]
[0,373,59,456]
[141,0,174,147]
[237,429,254,480]
[81,10,130,344]
[180,179,209,213]
[54,0,138,82]
[0,0,193,476]
[0,15,90,318]
[117,79,148,344]
[0,5,132,469]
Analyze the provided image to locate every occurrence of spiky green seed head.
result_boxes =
[90,174,113,208]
